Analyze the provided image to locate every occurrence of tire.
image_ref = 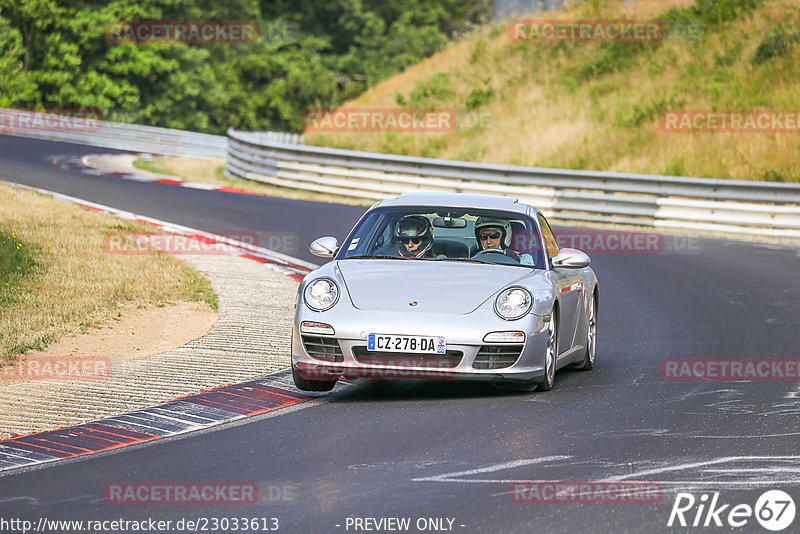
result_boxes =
[537,311,558,391]
[574,291,597,371]
[292,364,337,392]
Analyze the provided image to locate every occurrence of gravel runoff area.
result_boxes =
[0,252,300,439]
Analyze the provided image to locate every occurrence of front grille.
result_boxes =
[351,347,463,368]
[473,344,524,369]
[302,336,344,362]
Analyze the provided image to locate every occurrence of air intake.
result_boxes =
[473,345,523,369]
[302,336,344,362]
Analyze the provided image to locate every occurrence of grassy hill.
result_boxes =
[305,0,800,182]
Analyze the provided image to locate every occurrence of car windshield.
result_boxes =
[336,206,545,268]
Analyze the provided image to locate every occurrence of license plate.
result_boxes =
[367,334,446,354]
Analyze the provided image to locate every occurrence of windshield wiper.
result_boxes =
[348,254,408,260]
[428,256,534,268]
[428,256,492,264]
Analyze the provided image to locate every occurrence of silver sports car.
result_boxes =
[291,193,598,392]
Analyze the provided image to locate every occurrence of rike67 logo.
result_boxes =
[668,490,796,531]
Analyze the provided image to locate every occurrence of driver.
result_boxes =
[395,215,434,258]
[474,217,520,261]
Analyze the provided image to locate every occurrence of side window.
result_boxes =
[341,212,390,256]
[538,214,559,258]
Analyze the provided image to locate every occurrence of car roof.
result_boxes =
[375,192,537,216]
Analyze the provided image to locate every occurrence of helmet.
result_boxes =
[474,217,512,249]
[395,215,433,258]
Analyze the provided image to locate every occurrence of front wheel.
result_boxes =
[292,364,337,392]
[574,292,597,371]
[537,312,558,391]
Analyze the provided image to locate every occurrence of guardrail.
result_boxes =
[0,108,303,158]
[226,128,800,240]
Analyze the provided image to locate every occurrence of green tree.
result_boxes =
[0,0,490,132]
[0,15,36,107]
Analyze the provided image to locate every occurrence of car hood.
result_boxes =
[337,260,532,314]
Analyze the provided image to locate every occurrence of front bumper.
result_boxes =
[291,307,550,383]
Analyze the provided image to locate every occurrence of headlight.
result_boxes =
[304,278,339,312]
[494,287,533,320]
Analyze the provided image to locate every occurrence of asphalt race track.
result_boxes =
[1,134,800,533]
[0,135,365,265]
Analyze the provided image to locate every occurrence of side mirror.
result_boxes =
[552,248,590,269]
[309,236,339,258]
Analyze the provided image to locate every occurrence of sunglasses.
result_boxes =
[399,237,422,245]
[479,232,501,240]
